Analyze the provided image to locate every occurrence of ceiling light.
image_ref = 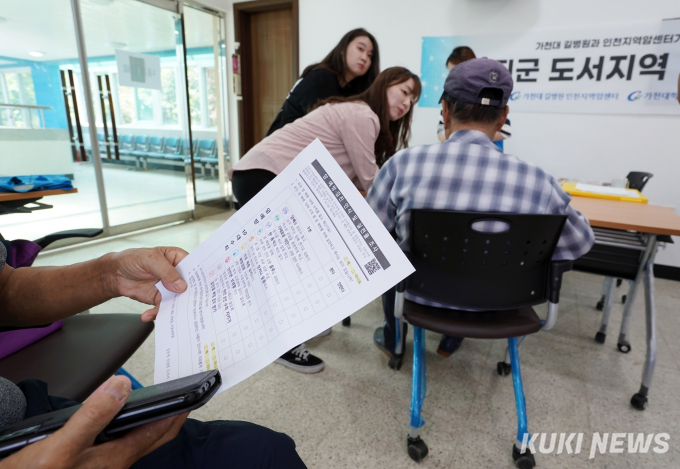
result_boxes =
[28,51,44,57]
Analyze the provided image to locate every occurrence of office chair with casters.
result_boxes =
[389,210,571,468]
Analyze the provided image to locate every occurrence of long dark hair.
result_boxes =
[446,46,476,67]
[314,67,422,167]
[302,28,380,91]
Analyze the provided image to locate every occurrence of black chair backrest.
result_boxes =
[626,172,653,192]
[408,210,567,310]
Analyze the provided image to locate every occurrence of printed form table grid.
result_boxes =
[155,142,412,393]
[193,173,355,374]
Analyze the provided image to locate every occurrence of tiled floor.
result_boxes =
[34,212,680,468]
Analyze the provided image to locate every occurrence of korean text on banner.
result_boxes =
[420,19,680,115]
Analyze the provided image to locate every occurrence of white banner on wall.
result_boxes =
[115,50,161,90]
[420,19,680,114]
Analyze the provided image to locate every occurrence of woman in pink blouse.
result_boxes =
[228,66,421,373]
[229,67,421,202]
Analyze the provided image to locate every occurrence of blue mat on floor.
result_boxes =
[0,175,73,193]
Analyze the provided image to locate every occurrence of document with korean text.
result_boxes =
[154,139,414,392]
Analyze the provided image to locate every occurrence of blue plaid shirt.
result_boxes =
[367,130,595,306]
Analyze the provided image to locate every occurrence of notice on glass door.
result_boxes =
[154,139,414,393]
[115,50,161,90]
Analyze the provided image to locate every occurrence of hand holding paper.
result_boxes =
[154,140,414,392]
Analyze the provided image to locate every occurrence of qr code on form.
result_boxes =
[365,258,381,275]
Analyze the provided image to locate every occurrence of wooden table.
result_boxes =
[570,195,680,410]
[0,188,78,214]
[570,196,680,236]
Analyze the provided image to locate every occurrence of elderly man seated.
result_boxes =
[366,58,595,357]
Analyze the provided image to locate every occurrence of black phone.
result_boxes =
[0,370,221,460]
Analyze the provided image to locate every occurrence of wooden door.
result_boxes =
[249,9,294,144]
[234,0,298,155]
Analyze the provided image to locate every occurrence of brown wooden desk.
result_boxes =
[0,188,78,215]
[570,196,680,236]
[570,195,680,410]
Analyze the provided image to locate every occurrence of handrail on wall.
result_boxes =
[0,103,53,129]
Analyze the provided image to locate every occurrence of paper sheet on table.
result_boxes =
[573,183,641,198]
[154,139,415,393]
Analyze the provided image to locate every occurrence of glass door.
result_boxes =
[183,4,230,203]
[78,0,194,228]
[1,0,232,244]
[0,0,103,241]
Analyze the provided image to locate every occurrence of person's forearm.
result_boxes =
[0,254,117,326]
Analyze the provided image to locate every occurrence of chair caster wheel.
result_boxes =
[388,355,403,370]
[617,342,631,353]
[342,317,351,327]
[512,445,535,469]
[496,362,511,376]
[595,332,606,344]
[631,393,648,410]
[407,435,429,462]
[622,295,627,304]
[596,296,604,311]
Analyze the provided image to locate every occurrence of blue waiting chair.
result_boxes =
[150,136,183,162]
[179,138,202,175]
[129,135,149,169]
[180,138,198,158]
[85,132,106,159]
[199,138,231,179]
[147,136,164,154]
[389,210,571,468]
[133,135,164,169]
[116,134,138,167]
[195,139,217,179]
[117,134,134,156]
[97,132,107,157]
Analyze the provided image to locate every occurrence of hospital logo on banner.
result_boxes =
[420,20,680,115]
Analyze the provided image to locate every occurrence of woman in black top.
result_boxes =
[266,28,380,136]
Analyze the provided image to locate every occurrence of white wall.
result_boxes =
[0,129,73,177]
[205,0,680,267]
